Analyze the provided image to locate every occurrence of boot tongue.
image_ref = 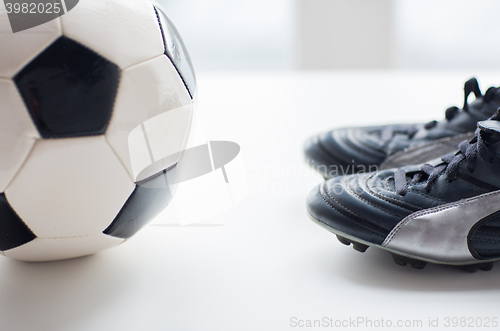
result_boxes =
[478,120,500,134]
[477,119,500,135]
[477,120,500,151]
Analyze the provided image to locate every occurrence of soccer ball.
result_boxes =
[0,0,196,261]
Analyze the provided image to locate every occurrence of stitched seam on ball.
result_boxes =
[137,163,177,184]
[38,233,102,240]
[153,6,167,55]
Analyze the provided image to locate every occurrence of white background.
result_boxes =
[2,72,500,330]
[158,0,500,71]
[3,1,500,330]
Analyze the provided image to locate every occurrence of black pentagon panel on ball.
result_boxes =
[154,6,197,99]
[14,36,120,138]
[0,194,36,251]
[104,165,178,239]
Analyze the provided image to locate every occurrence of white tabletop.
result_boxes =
[2,71,500,331]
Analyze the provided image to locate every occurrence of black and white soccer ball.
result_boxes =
[0,0,196,261]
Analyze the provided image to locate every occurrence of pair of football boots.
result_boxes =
[305,78,500,271]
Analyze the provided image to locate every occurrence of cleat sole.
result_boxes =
[310,213,498,272]
[336,235,369,252]
[353,242,369,253]
[336,235,351,246]
[460,262,494,273]
[391,253,427,269]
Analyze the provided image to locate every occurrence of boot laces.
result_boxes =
[395,113,499,196]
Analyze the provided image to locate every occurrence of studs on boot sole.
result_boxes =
[336,235,351,246]
[353,243,369,253]
[460,262,494,273]
[336,235,368,252]
[335,235,495,272]
[390,253,427,269]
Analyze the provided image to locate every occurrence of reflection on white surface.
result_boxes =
[170,150,247,226]
[152,112,248,226]
[171,169,234,225]
[3,73,500,331]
